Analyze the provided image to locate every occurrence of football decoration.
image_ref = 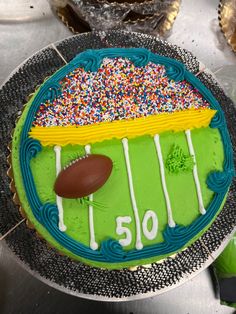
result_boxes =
[54,154,113,198]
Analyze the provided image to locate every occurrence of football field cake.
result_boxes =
[11,48,234,269]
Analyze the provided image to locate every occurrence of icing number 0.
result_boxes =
[116,210,158,247]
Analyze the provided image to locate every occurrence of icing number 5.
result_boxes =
[116,210,158,247]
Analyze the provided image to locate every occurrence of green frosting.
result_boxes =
[220,301,236,309]
[166,144,194,174]
[12,92,226,268]
[214,233,236,277]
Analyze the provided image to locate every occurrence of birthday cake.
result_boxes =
[11,48,234,269]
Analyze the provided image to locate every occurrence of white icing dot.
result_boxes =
[122,138,128,145]
[59,222,67,232]
[168,219,176,228]
[85,144,91,154]
[200,206,206,215]
[90,241,98,250]
[54,145,61,153]
[136,241,143,250]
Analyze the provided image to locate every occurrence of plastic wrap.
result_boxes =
[50,0,180,36]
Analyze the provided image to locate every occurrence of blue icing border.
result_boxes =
[19,48,235,263]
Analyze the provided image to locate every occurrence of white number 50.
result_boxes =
[116,210,158,247]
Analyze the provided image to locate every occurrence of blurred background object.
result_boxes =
[219,0,236,53]
[50,0,181,36]
[214,65,236,103]
[213,233,236,309]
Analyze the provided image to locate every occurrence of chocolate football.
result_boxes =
[54,154,113,198]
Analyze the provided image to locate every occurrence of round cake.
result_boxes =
[11,48,234,270]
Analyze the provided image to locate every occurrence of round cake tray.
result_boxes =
[0,30,236,301]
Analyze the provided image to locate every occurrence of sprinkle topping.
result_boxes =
[33,58,210,127]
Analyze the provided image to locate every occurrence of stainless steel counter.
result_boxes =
[0,0,235,313]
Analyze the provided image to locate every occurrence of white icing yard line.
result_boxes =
[84,144,98,250]
[88,193,98,250]
[122,138,143,250]
[0,218,26,241]
[185,130,206,215]
[51,43,68,64]
[154,134,175,228]
[54,146,67,232]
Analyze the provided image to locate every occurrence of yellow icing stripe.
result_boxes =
[29,109,216,146]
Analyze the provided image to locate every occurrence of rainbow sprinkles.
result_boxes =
[30,57,216,145]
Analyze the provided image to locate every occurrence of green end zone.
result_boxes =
[12,96,225,269]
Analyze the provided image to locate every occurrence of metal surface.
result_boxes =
[0,241,234,314]
[0,0,236,313]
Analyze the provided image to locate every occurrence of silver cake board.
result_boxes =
[0,30,236,301]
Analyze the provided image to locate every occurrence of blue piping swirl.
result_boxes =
[207,170,234,193]
[19,48,235,263]
[42,82,62,102]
